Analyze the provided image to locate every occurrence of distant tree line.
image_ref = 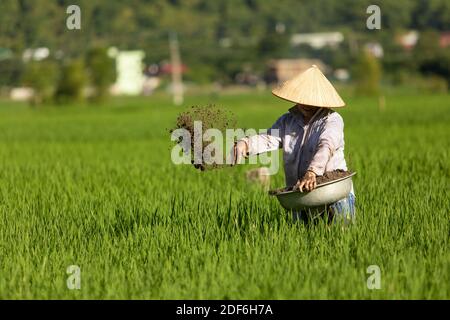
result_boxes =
[20,47,115,105]
[0,0,449,96]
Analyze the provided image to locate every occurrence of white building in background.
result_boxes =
[22,47,50,61]
[267,58,327,83]
[290,32,344,49]
[334,69,350,82]
[397,30,419,50]
[365,42,384,58]
[10,87,34,101]
[109,48,145,95]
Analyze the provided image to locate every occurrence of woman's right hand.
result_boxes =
[294,170,317,192]
[230,140,248,166]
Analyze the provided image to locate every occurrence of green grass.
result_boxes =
[0,91,449,299]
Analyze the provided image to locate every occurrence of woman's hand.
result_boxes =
[229,140,248,166]
[294,170,317,192]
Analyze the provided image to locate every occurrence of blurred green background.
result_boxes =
[0,0,449,100]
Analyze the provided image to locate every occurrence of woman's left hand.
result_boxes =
[295,170,317,192]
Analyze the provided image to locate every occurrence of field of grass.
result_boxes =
[0,91,448,299]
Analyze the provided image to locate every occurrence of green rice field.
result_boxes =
[0,91,448,299]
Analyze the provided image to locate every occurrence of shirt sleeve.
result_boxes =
[308,113,344,176]
[239,114,285,155]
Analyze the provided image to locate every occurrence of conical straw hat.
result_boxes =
[272,65,345,108]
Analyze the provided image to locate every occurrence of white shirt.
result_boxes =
[241,107,352,192]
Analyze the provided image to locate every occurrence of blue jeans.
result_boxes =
[293,193,356,225]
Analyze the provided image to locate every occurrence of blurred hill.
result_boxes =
[0,0,449,96]
[1,1,448,54]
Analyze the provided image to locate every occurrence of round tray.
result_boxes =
[272,172,356,210]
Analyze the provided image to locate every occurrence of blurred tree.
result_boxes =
[412,0,450,31]
[16,0,61,49]
[353,50,382,96]
[0,58,24,88]
[257,32,289,61]
[413,30,450,88]
[55,59,86,103]
[0,0,450,87]
[86,47,116,102]
[381,0,415,30]
[413,30,442,63]
[0,1,22,51]
[256,19,289,63]
[22,60,59,105]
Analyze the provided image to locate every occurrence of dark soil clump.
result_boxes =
[269,170,353,195]
[171,105,236,171]
[315,169,351,185]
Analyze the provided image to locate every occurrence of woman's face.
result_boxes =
[296,104,318,118]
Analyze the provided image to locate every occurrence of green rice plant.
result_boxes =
[0,92,448,299]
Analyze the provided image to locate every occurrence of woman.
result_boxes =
[231,65,355,224]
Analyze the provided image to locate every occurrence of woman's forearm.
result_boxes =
[240,133,282,155]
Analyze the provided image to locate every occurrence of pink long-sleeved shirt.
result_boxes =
[241,107,352,191]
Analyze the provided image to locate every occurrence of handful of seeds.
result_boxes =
[171,105,236,171]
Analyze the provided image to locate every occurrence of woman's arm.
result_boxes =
[240,131,282,156]
[230,114,285,165]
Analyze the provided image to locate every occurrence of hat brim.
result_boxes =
[271,90,346,108]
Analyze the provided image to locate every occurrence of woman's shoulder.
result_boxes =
[269,112,292,130]
[279,112,293,121]
[274,112,293,124]
[325,110,344,124]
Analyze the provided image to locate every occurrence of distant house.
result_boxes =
[364,42,384,58]
[109,49,145,96]
[22,47,50,62]
[10,87,34,101]
[334,69,350,82]
[159,62,188,75]
[290,32,344,49]
[266,59,327,84]
[396,30,450,50]
[396,31,419,50]
[440,32,450,48]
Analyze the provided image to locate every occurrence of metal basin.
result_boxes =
[271,172,356,211]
